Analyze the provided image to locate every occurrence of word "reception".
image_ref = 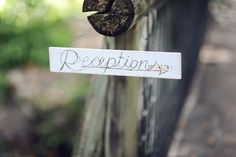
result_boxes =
[49,47,181,79]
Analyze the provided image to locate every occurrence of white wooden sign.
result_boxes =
[49,47,182,79]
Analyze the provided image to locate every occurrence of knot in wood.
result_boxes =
[83,0,135,36]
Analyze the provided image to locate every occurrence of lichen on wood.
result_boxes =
[83,0,113,13]
[83,0,135,36]
[83,0,165,36]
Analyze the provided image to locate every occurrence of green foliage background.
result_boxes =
[0,1,86,155]
[0,0,82,70]
[0,0,84,105]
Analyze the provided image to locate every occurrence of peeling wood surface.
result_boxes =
[103,29,144,157]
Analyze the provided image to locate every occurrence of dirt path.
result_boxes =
[169,0,236,156]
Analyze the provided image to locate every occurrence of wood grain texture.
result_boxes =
[72,76,109,157]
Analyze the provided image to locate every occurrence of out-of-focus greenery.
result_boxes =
[0,1,87,156]
[0,0,82,70]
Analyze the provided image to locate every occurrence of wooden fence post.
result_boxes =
[73,0,209,157]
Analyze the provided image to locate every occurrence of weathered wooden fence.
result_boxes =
[73,0,209,157]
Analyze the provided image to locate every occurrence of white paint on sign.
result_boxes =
[49,47,182,79]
